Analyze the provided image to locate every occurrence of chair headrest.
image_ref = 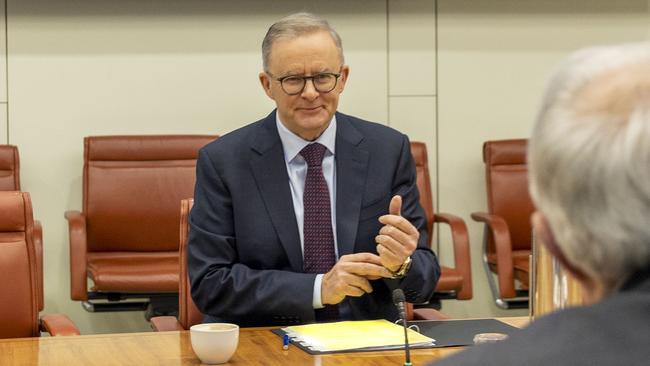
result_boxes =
[85,135,217,162]
[0,145,18,170]
[410,141,427,166]
[483,139,528,166]
[0,191,29,232]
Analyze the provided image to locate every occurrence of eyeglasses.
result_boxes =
[269,69,342,96]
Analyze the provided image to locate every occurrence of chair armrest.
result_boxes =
[413,308,451,321]
[470,212,516,298]
[150,316,184,332]
[40,314,80,336]
[64,210,88,301]
[433,213,473,300]
[33,220,44,311]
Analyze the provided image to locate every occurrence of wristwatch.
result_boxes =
[389,256,412,279]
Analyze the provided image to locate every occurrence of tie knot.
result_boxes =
[300,143,327,167]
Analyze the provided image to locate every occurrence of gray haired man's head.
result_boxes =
[529,42,650,295]
[261,12,344,72]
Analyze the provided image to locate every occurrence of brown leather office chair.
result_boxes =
[150,199,200,331]
[150,198,447,332]
[65,135,216,315]
[471,139,533,309]
[410,142,472,305]
[0,144,44,312]
[0,191,80,338]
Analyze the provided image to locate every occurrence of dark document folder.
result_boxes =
[410,318,520,347]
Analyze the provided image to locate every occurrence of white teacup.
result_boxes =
[190,323,239,364]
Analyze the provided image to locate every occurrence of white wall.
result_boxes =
[1,1,6,143]
[388,0,438,214]
[2,0,649,333]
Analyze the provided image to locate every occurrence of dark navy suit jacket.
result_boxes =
[188,111,440,327]
[432,267,650,366]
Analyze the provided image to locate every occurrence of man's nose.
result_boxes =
[301,79,319,99]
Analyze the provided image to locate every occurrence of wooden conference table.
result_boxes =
[0,317,529,366]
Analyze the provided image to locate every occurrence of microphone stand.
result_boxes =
[393,289,412,366]
[401,316,412,366]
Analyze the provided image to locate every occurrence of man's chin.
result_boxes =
[295,112,331,128]
[290,118,331,140]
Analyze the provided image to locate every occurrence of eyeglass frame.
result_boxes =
[266,67,343,96]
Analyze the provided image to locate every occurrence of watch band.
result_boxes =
[389,256,412,279]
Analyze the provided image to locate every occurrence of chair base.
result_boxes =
[482,231,530,310]
[432,291,458,301]
[483,264,530,309]
[82,300,148,313]
[494,290,529,310]
[82,292,178,320]
[413,296,444,311]
[145,295,179,320]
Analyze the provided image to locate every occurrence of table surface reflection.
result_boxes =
[0,317,529,366]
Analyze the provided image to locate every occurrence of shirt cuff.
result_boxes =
[313,274,324,309]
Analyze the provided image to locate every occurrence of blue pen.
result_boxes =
[283,334,290,350]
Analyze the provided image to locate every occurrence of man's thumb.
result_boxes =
[389,195,402,216]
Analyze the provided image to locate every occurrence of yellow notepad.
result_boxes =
[282,319,435,352]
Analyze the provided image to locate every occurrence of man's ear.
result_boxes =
[531,211,590,286]
[337,65,350,92]
[259,72,275,100]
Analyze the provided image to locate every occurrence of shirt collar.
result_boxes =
[276,111,337,164]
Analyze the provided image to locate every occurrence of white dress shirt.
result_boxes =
[276,112,338,309]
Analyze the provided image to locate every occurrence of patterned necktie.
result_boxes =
[300,143,339,321]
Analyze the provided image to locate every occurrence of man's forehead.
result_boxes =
[275,62,336,74]
[269,31,338,55]
[267,32,341,74]
[272,30,336,47]
[575,62,650,120]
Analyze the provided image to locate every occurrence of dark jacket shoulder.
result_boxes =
[336,112,409,144]
[431,272,650,366]
[199,116,268,160]
[200,110,411,161]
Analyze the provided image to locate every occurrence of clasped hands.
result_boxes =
[321,195,419,305]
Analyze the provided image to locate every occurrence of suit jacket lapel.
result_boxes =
[249,113,303,272]
[335,113,369,256]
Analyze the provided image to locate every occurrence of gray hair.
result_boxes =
[262,12,344,72]
[528,42,650,294]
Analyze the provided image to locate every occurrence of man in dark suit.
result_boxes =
[432,42,650,365]
[188,12,440,327]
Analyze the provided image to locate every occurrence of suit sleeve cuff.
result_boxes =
[313,274,324,309]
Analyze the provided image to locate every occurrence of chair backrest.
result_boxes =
[0,145,43,310]
[0,145,20,191]
[410,142,434,242]
[83,135,215,253]
[0,191,39,338]
[483,139,534,252]
[179,198,203,329]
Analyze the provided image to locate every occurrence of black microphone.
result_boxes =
[392,289,412,366]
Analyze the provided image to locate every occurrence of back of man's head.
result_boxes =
[529,42,650,294]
